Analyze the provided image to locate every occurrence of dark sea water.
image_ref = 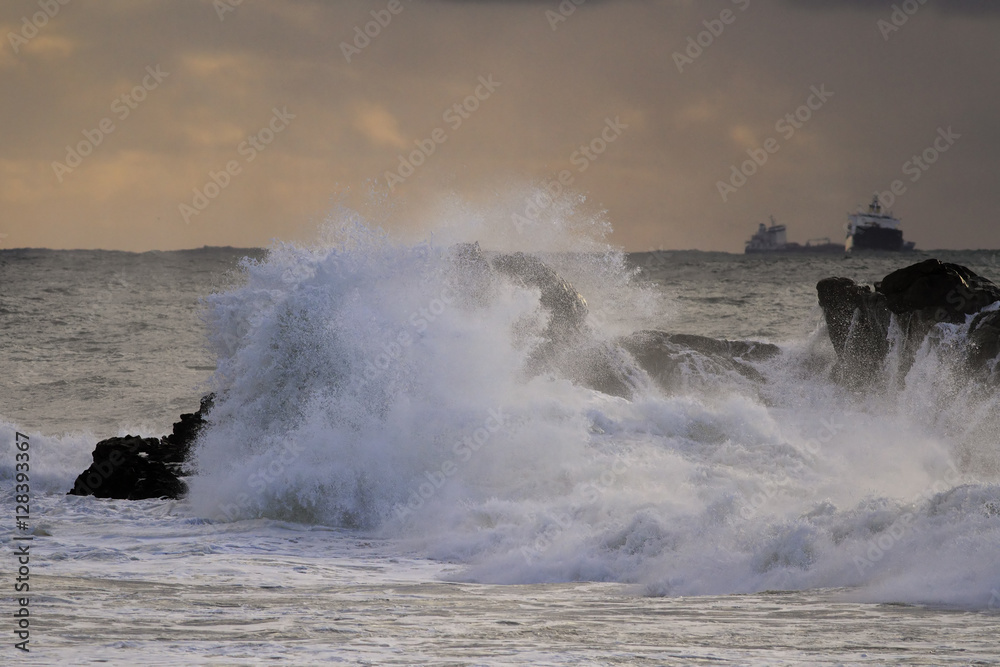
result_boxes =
[2,231,999,664]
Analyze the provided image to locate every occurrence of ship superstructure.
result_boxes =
[846,194,915,252]
[744,216,842,254]
[745,216,787,253]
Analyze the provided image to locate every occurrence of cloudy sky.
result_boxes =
[1,0,997,252]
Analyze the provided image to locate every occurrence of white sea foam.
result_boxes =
[0,422,114,496]
[185,197,1000,609]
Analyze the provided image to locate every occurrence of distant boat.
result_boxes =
[846,194,916,252]
[744,216,843,254]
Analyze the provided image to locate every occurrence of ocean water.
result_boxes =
[2,203,1000,665]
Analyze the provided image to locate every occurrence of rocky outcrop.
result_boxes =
[68,249,801,503]
[491,251,590,342]
[68,394,213,500]
[816,277,891,388]
[968,310,1000,379]
[159,394,214,471]
[877,259,1000,322]
[453,246,782,397]
[618,331,781,391]
[484,252,782,396]
[817,259,1000,387]
[484,248,633,395]
[68,435,187,500]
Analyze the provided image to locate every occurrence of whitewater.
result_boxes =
[2,198,999,664]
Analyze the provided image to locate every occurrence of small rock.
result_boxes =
[67,394,213,500]
[68,435,187,500]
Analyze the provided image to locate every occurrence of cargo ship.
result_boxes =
[744,216,843,254]
[845,194,915,252]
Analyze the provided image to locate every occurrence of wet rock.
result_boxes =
[559,340,644,400]
[67,394,213,500]
[877,259,1000,323]
[817,259,1000,387]
[967,309,1000,379]
[157,393,214,472]
[618,330,780,390]
[491,252,589,341]
[68,435,187,500]
[656,333,781,364]
[490,251,616,393]
[816,277,891,388]
[486,251,783,397]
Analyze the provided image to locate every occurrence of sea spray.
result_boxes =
[186,198,1000,608]
[189,196,645,529]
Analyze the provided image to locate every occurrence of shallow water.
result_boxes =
[26,497,1000,665]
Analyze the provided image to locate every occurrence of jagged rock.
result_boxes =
[816,277,891,388]
[618,330,780,390]
[67,395,213,500]
[877,260,1000,376]
[877,259,1000,323]
[817,259,1000,387]
[483,251,783,396]
[157,393,214,472]
[488,251,619,394]
[68,435,187,500]
[968,310,1000,379]
[491,252,589,340]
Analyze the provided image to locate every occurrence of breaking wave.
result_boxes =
[188,195,1000,609]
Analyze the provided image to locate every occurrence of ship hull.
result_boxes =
[745,243,843,255]
[848,226,911,252]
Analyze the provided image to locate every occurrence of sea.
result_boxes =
[2,205,1000,665]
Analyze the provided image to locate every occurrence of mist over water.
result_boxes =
[185,195,1000,609]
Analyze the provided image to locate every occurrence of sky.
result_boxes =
[1,0,998,253]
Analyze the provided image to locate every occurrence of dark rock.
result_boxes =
[877,259,1000,323]
[451,240,488,270]
[67,394,213,500]
[157,393,214,471]
[68,435,188,500]
[816,277,891,387]
[968,310,1000,378]
[817,259,1000,387]
[877,260,1000,380]
[618,330,780,390]
[448,242,495,308]
[817,278,882,357]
